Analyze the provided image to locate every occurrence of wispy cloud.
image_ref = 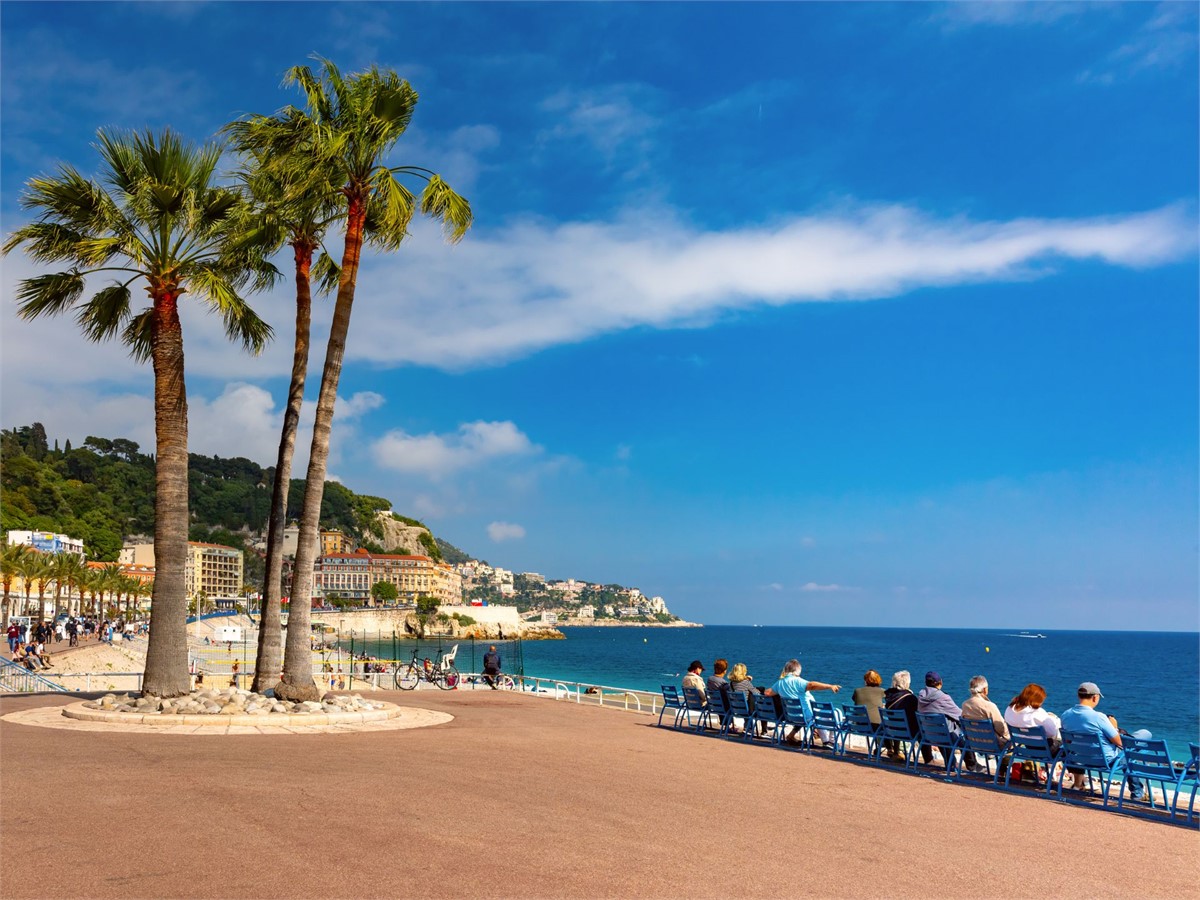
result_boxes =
[1079,3,1198,84]
[800,582,857,593]
[372,420,541,479]
[538,84,660,172]
[344,202,1195,370]
[487,521,526,542]
[931,1,1085,30]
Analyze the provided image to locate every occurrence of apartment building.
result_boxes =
[121,541,243,600]
[320,529,355,556]
[313,550,463,605]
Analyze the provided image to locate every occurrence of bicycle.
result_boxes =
[394,645,459,691]
[467,672,517,691]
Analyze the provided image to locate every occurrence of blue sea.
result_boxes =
[453,625,1199,756]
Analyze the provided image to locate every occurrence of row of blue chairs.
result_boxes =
[659,684,1199,824]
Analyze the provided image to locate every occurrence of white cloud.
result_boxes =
[1079,3,1198,84]
[487,521,526,542]
[345,202,1195,370]
[337,391,386,420]
[801,582,856,593]
[539,85,659,167]
[932,1,1084,30]
[372,420,540,478]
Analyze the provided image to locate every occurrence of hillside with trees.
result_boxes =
[0,423,471,584]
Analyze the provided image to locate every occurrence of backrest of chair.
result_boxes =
[442,644,458,666]
[1061,730,1111,769]
[708,689,730,716]
[780,696,811,727]
[811,701,840,731]
[753,692,781,723]
[661,685,682,708]
[728,690,752,718]
[1007,724,1053,760]
[682,686,707,712]
[917,712,955,744]
[1123,737,1177,781]
[961,717,1004,752]
[842,704,875,735]
[1188,743,1200,778]
[879,708,914,740]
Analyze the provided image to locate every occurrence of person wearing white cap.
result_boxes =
[1060,681,1145,800]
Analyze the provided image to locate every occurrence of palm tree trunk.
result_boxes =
[277,203,367,701]
[141,293,193,697]
[253,242,313,693]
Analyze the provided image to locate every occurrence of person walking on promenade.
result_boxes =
[6,622,19,654]
[483,645,502,689]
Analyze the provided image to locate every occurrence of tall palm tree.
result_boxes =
[1,544,32,628]
[21,553,53,625]
[254,59,471,702]
[3,129,276,696]
[49,552,83,619]
[222,129,341,693]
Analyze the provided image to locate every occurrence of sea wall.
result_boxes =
[309,606,562,640]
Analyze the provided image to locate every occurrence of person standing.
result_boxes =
[482,644,502,689]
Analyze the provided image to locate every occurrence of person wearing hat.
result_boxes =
[916,670,976,769]
[1060,681,1145,800]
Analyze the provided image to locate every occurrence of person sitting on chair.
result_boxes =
[483,644,502,689]
[917,671,973,768]
[1060,681,1145,800]
[764,659,841,746]
[681,660,706,700]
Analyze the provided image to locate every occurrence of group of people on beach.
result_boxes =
[7,614,146,673]
[683,657,1152,799]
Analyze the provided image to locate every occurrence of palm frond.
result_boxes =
[122,309,154,362]
[367,170,415,249]
[2,222,88,264]
[188,264,275,354]
[420,175,473,243]
[311,251,341,296]
[14,271,87,319]
[76,283,134,342]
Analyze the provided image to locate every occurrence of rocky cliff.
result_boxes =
[375,513,434,556]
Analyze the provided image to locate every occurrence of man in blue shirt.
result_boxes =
[1060,681,1144,800]
[765,659,841,745]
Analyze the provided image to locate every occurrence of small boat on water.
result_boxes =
[1008,631,1047,639]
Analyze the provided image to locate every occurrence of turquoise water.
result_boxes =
[360,625,1199,755]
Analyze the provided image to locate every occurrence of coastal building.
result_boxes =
[313,550,463,605]
[252,525,300,558]
[320,529,355,556]
[185,543,244,601]
[578,605,595,618]
[7,529,85,558]
[122,541,243,601]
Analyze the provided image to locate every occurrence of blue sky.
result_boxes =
[2,2,1197,629]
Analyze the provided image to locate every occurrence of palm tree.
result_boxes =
[22,553,53,624]
[3,129,276,696]
[1,544,32,628]
[259,59,472,702]
[222,128,341,693]
[49,552,83,619]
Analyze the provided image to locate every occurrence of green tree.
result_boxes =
[266,58,472,701]
[1,544,32,627]
[371,580,398,605]
[4,128,276,696]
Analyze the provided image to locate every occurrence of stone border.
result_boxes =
[2,701,452,735]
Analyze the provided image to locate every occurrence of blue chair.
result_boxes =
[727,690,756,740]
[681,686,709,732]
[751,692,785,744]
[917,712,965,776]
[705,689,734,735]
[878,709,920,770]
[658,685,685,728]
[1005,725,1061,793]
[1182,744,1199,824]
[780,696,814,750]
[1056,731,1126,807]
[810,701,847,754]
[1117,738,1190,820]
[841,704,882,761]
[959,719,1009,784]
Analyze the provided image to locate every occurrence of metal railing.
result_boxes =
[0,657,68,693]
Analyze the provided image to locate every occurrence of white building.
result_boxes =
[8,530,85,557]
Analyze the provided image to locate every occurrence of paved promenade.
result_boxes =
[2,689,1197,899]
